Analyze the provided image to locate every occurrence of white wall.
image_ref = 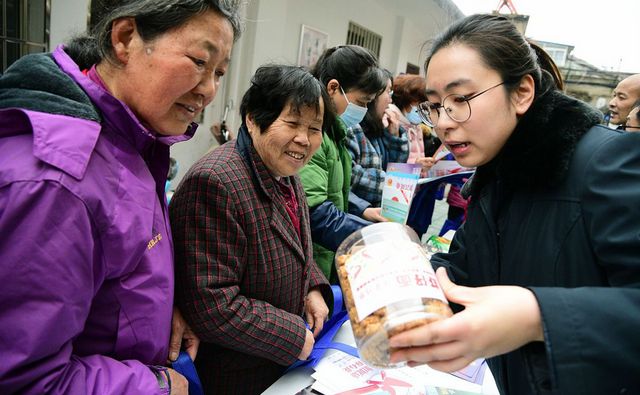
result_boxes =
[49,0,90,48]
[170,0,461,187]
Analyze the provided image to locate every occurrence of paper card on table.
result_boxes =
[381,162,421,224]
[311,351,429,395]
[450,359,487,385]
[425,387,482,395]
[311,351,380,393]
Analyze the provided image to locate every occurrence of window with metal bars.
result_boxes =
[1,0,49,73]
[345,21,381,59]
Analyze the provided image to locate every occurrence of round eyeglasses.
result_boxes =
[417,81,505,127]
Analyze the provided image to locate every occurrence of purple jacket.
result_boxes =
[0,46,193,394]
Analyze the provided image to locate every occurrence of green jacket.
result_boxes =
[299,120,355,279]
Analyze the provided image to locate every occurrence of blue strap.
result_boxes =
[171,351,204,395]
[285,285,359,373]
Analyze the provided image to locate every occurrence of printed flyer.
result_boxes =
[380,163,422,224]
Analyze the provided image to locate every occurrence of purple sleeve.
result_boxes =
[0,181,164,395]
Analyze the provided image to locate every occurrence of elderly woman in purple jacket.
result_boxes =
[0,1,241,394]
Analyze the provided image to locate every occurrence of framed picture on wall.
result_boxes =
[297,25,329,69]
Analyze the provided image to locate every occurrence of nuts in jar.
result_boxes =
[335,222,453,368]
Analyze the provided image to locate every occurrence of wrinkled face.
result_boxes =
[112,10,234,136]
[374,79,393,119]
[425,44,525,168]
[248,101,324,178]
[608,79,640,125]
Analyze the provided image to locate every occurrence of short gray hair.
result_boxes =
[68,0,243,69]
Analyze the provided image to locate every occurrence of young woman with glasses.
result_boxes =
[389,14,640,395]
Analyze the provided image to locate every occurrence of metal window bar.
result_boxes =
[1,0,49,73]
[346,21,381,59]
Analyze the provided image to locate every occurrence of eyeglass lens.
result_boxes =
[419,95,471,127]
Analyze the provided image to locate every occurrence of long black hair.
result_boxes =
[360,69,393,139]
[311,45,387,141]
[425,14,563,98]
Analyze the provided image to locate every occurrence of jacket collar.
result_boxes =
[465,89,602,197]
[237,123,281,198]
[236,124,307,259]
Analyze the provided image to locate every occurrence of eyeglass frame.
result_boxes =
[417,81,506,127]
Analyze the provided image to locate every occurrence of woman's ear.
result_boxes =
[110,18,137,65]
[513,74,535,116]
[245,114,258,136]
[327,79,340,95]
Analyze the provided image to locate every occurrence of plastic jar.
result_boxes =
[335,222,453,368]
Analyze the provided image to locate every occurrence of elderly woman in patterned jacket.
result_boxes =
[169,64,334,394]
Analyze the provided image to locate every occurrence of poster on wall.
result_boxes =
[297,24,329,69]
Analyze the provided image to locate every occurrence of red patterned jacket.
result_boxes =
[169,126,330,394]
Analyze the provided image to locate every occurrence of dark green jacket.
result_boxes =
[299,119,369,279]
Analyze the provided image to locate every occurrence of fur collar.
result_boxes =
[0,52,100,122]
[465,89,602,197]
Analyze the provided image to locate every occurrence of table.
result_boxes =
[262,321,500,394]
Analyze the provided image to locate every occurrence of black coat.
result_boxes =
[432,89,640,395]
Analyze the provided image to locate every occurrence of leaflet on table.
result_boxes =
[310,351,428,394]
[426,388,483,395]
[380,163,422,224]
[450,359,487,385]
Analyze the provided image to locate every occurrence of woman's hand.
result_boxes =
[389,267,544,372]
[415,156,435,172]
[384,105,404,136]
[297,329,315,360]
[168,307,200,362]
[305,287,330,337]
[363,207,388,223]
[167,368,189,395]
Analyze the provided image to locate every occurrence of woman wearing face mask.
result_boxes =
[389,14,640,395]
[347,70,410,208]
[391,74,435,176]
[299,45,387,281]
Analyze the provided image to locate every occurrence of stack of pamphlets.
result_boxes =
[309,350,488,395]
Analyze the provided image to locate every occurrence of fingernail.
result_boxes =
[170,352,177,361]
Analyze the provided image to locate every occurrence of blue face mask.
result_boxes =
[339,87,368,129]
[406,106,422,125]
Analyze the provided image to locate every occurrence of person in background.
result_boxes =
[299,45,387,281]
[169,65,333,394]
[622,100,640,132]
[166,156,179,202]
[608,73,640,128]
[347,69,409,208]
[389,14,640,395]
[0,1,241,394]
[391,73,435,176]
